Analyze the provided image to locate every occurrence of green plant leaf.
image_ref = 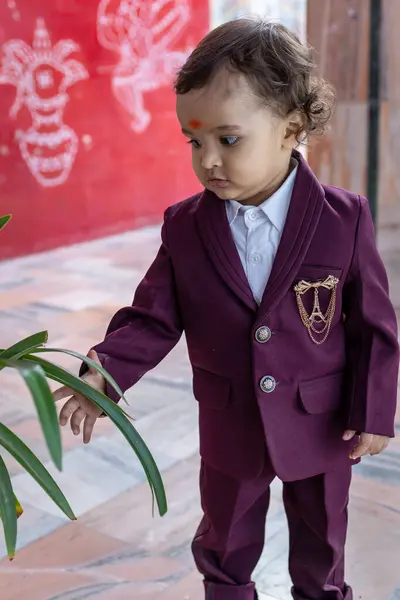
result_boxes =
[0,424,75,520]
[0,358,62,471]
[0,331,48,364]
[14,495,23,519]
[0,215,12,232]
[0,454,17,559]
[25,354,167,516]
[30,347,129,406]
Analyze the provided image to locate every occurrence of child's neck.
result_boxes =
[239,158,296,207]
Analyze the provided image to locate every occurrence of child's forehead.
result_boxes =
[205,68,253,99]
[176,74,259,124]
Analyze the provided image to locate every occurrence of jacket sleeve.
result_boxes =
[80,208,183,402]
[343,195,399,437]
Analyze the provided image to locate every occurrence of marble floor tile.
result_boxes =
[92,581,169,599]
[0,571,107,600]
[10,444,140,519]
[0,522,129,570]
[42,290,115,312]
[81,454,201,546]
[151,570,204,600]
[0,502,65,560]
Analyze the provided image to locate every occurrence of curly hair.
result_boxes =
[175,18,336,143]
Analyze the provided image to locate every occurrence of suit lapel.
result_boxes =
[255,151,325,325]
[195,190,258,312]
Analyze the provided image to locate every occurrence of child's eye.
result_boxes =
[220,136,239,146]
[187,139,201,149]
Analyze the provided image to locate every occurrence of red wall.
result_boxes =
[0,1,208,259]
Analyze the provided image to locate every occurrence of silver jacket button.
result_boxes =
[255,326,271,343]
[260,375,276,393]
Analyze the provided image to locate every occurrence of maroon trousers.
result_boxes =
[192,456,353,600]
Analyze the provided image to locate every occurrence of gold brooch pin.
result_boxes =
[293,275,339,345]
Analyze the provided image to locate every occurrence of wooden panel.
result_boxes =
[307,0,370,101]
[307,0,370,193]
[378,101,400,227]
[380,0,400,101]
[308,0,400,230]
[308,103,368,196]
[377,1,400,227]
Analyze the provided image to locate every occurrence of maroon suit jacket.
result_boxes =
[88,151,399,481]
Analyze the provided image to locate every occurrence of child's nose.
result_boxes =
[201,148,222,170]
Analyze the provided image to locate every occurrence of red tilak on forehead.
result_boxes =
[188,119,203,130]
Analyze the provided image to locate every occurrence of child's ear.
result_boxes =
[282,112,305,148]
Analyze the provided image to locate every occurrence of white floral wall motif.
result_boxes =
[97,0,192,133]
[0,18,89,188]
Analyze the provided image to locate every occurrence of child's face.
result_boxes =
[176,69,299,206]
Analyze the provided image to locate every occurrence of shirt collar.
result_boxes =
[259,162,298,232]
[225,160,298,232]
[225,198,242,225]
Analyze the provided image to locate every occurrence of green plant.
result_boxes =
[0,214,167,559]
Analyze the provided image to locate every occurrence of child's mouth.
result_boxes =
[208,178,230,189]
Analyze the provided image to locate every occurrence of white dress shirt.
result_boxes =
[225,162,298,304]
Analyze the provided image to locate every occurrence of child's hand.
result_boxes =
[343,429,390,459]
[53,350,106,444]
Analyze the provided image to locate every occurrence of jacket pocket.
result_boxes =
[298,371,344,414]
[294,264,343,283]
[192,367,231,410]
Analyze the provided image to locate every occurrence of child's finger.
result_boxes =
[350,438,372,459]
[59,396,79,426]
[342,430,356,441]
[53,385,74,402]
[87,349,101,373]
[70,408,86,435]
[370,437,389,456]
[83,414,97,444]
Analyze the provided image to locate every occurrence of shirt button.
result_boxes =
[255,326,271,343]
[247,209,259,221]
[260,375,276,393]
[250,253,262,264]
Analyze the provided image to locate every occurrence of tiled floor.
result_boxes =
[0,224,399,600]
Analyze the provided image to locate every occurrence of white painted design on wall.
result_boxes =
[0,18,89,187]
[97,0,191,133]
